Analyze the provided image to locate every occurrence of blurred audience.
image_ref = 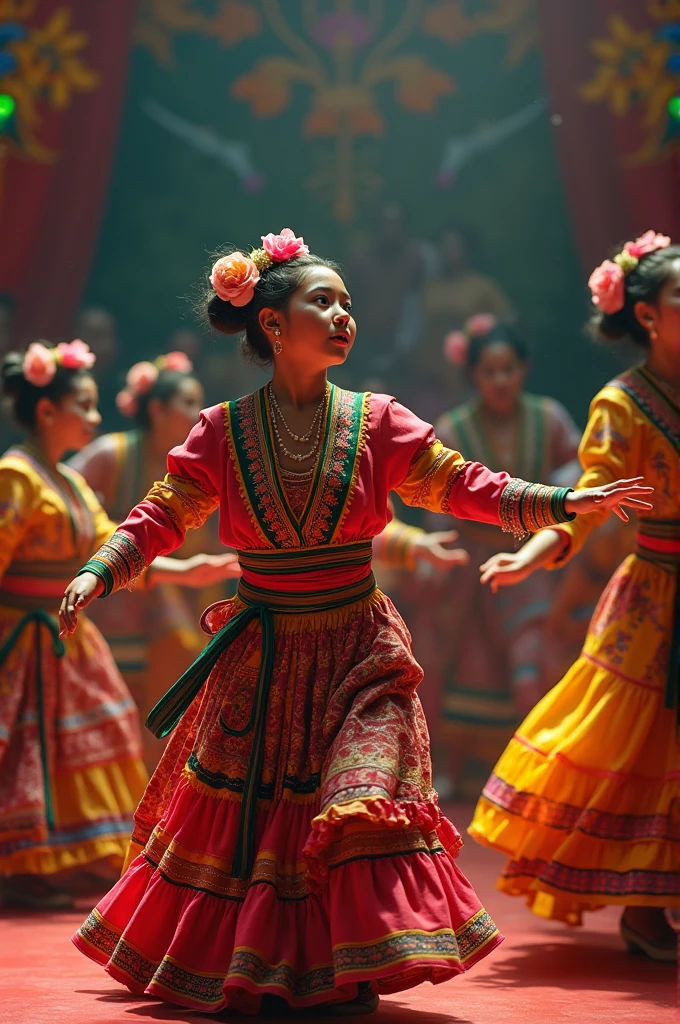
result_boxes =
[412,228,514,418]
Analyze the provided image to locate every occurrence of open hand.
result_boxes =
[479,549,538,593]
[60,572,104,636]
[411,529,470,571]
[565,478,653,521]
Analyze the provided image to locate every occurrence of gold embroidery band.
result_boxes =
[499,479,574,541]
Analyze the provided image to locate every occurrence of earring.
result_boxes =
[650,327,658,342]
[273,328,282,355]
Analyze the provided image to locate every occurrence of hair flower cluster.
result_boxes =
[22,339,96,387]
[443,313,498,366]
[589,230,672,315]
[116,351,194,418]
[209,227,309,307]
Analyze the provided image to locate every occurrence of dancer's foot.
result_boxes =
[321,984,379,1016]
[1,874,74,910]
[621,907,677,963]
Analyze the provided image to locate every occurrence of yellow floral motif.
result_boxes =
[424,0,538,67]
[0,4,99,205]
[581,7,680,166]
[135,0,260,68]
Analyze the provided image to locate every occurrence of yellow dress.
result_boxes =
[469,366,680,924]
[0,446,147,875]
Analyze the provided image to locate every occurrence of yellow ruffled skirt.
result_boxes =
[469,554,680,924]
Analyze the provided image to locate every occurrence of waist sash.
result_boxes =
[146,541,376,878]
[0,560,83,613]
[636,520,680,715]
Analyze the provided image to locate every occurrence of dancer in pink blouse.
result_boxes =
[61,230,651,1016]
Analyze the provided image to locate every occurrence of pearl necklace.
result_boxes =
[268,382,328,442]
[269,386,328,462]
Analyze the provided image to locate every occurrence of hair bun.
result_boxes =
[1,352,26,398]
[207,294,247,337]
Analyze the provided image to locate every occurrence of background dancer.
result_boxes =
[0,342,237,910]
[469,231,680,963]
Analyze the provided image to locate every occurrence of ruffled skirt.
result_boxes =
[469,555,680,924]
[0,607,147,875]
[73,590,502,1013]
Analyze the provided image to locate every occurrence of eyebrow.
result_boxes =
[305,283,351,301]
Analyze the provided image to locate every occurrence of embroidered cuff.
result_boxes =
[499,480,575,540]
[78,532,147,595]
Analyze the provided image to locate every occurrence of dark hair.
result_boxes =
[466,320,529,368]
[204,251,343,364]
[588,244,680,348]
[1,344,93,430]
[133,368,198,429]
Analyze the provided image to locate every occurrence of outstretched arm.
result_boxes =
[60,412,223,633]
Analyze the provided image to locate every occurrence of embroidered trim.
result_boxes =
[441,461,468,514]
[499,479,574,540]
[610,367,680,453]
[84,532,147,592]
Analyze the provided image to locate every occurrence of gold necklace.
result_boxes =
[268,382,328,443]
[269,395,327,462]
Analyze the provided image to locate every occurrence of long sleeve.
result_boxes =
[548,389,639,565]
[0,462,38,579]
[380,396,575,537]
[82,412,221,593]
[380,398,511,525]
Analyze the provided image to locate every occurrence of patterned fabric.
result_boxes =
[469,367,680,923]
[71,390,533,1010]
[0,449,147,875]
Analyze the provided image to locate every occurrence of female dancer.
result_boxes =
[70,353,231,771]
[469,231,680,961]
[419,316,581,796]
[0,342,239,908]
[62,229,649,1014]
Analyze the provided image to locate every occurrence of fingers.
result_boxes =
[611,506,629,522]
[59,589,82,636]
[479,555,512,574]
[430,545,469,564]
[479,562,523,586]
[618,497,654,510]
[430,530,459,545]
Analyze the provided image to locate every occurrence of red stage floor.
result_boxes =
[0,806,675,1024]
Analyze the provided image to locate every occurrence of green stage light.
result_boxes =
[0,94,15,122]
[668,94,680,120]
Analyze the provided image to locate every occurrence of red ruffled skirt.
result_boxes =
[73,591,502,1013]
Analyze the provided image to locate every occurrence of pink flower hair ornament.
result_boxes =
[209,228,309,306]
[116,352,195,418]
[22,339,96,387]
[589,230,672,315]
[443,313,498,366]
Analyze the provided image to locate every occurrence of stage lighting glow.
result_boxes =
[668,94,680,120]
[0,94,15,122]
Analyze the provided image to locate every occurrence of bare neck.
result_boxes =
[26,431,63,469]
[644,349,680,392]
[270,366,328,410]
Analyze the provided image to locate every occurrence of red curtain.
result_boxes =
[539,1,680,272]
[0,1,137,342]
